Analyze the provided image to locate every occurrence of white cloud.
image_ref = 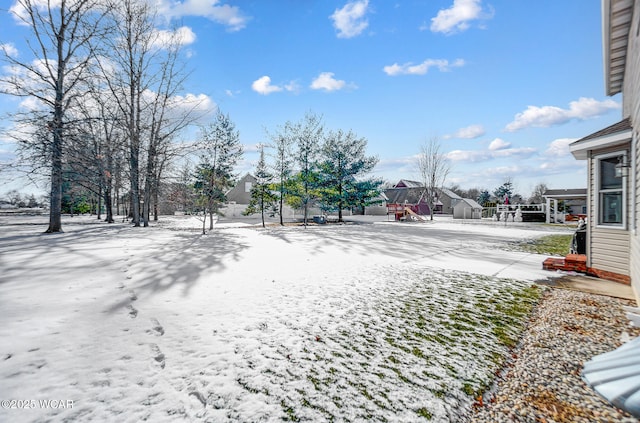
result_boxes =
[430,0,483,34]
[483,165,522,177]
[9,0,63,25]
[330,0,370,39]
[447,149,488,162]
[156,0,248,32]
[491,147,536,158]
[251,76,283,95]
[505,97,621,132]
[447,143,536,163]
[251,76,299,95]
[544,138,577,156]
[284,81,301,94]
[310,72,349,92]
[151,26,197,48]
[1,43,18,57]
[445,124,485,139]
[383,58,464,76]
[488,138,510,151]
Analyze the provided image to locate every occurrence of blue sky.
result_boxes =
[0,0,623,197]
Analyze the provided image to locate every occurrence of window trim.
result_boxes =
[594,150,627,230]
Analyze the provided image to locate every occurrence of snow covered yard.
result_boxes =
[0,216,569,422]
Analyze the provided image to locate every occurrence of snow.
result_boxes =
[0,215,571,422]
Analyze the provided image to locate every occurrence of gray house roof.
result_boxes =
[393,179,423,188]
[455,198,482,210]
[543,188,587,198]
[570,118,632,160]
[440,188,462,200]
[384,187,425,204]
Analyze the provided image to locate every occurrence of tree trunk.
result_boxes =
[338,181,343,222]
[279,182,284,226]
[104,186,114,223]
[97,188,102,220]
[46,90,64,232]
[261,196,265,228]
[202,206,206,235]
[130,142,140,226]
[46,139,63,233]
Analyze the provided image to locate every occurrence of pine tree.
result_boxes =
[244,145,278,228]
[477,190,491,206]
[195,112,243,233]
[319,129,380,222]
[493,180,514,204]
[292,112,323,226]
[267,127,295,225]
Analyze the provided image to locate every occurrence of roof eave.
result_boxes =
[603,0,633,95]
[570,128,632,160]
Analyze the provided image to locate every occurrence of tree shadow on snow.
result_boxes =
[260,223,518,262]
[102,230,248,314]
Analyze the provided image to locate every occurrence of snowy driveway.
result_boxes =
[0,217,568,422]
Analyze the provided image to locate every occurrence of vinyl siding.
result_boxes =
[587,146,631,276]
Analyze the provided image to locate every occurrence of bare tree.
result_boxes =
[1,0,107,232]
[528,182,548,204]
[97,0,159,227]
[141,34,205,226]
[416,137,451,220]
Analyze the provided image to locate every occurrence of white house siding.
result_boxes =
[587,146,631,276]
[624,0,640,301]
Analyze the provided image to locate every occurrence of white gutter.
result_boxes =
[570,129,633,160]
[633,131,637,235]
[603,0,611,94]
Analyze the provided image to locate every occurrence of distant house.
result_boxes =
[225,173,257,205]
[364,192,389,216]
[438,188,463,215]
[453,199,483,219]
[385,180,460,215]
[385,180,437,216]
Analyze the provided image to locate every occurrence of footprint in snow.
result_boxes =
[129,290,138,301]
[189,390,206,406]
[147,318,164,336]
[127,305,138,318]
[149,343,165,369]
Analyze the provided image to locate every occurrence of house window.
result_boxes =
[245,182,252,193]
[596,153,626,227]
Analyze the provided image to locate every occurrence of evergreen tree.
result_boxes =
[477,190,491,206]
[195,112,243,233]
[291,112,323,226]
[244,145,278,228]
[319,129,380,222]
[268,127,295,225]
[493,180,514,203]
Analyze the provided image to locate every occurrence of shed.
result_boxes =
[453,198,483,219]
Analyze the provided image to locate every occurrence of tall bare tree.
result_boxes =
[1,0,106,232]
[416,137,451,220]
[98,0,158,227]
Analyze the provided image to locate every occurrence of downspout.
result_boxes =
[632,131,637,235]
